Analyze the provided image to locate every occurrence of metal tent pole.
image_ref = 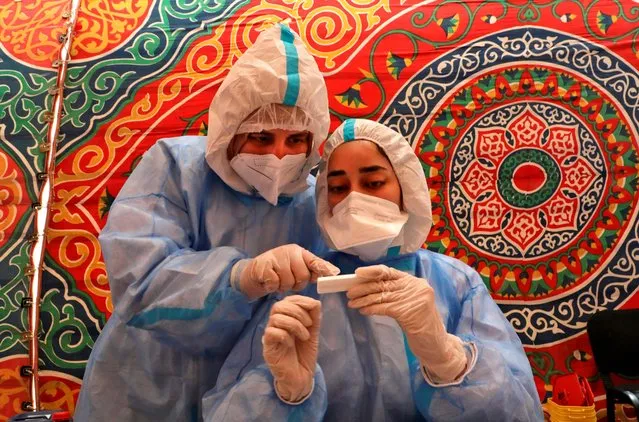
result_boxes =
[21,0,81,411]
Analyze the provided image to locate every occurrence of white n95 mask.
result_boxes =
[230,153,306,205]
[323,191,409,261]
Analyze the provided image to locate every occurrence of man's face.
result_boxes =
[234,128,311,159]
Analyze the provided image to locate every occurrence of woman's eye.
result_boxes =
[366,180,385,189]
[328,185,347,193]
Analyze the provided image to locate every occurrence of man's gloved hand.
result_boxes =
[347,265,468,384]
[263,295,321,403]
[234,244,339,300]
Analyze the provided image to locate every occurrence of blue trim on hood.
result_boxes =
[280,25,300,106]
[343,119,356,142]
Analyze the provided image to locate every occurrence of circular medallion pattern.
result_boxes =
[381,28,639,344]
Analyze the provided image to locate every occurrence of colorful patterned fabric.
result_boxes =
[1,1,638,420]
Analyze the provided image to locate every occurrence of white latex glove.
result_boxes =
[235,244,340,300]
[263,295,321,403]
[347,265,468,384]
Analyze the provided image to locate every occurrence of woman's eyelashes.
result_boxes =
[328,178,386,194]
[328,184,349,194]
[364,179,386,190]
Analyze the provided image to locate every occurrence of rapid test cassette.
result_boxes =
[317,274,364,294]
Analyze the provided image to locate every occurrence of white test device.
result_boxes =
[317,274,363,294]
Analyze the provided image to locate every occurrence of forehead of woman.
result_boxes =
[327,140,393,174]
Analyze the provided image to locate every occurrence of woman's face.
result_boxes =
[326,140,402,213]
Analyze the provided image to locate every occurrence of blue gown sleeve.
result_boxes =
[202,364,327,421]
[410,258,544,421]
[99,140,256,353]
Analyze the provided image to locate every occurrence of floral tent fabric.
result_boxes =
[1,1,638,420]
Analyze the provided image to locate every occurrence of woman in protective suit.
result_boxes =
[203,119,543,421]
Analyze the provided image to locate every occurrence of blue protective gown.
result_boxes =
[75,136,326,421]
[202,250,543,421]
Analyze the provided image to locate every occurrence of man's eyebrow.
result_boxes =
[288,131,310,137]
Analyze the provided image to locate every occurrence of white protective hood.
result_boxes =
[316,119,433,254]
[205,24,329,196]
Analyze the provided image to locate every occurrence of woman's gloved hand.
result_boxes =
[234,244,339,300]
[347,265,468,384]
[263,295,321,403]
